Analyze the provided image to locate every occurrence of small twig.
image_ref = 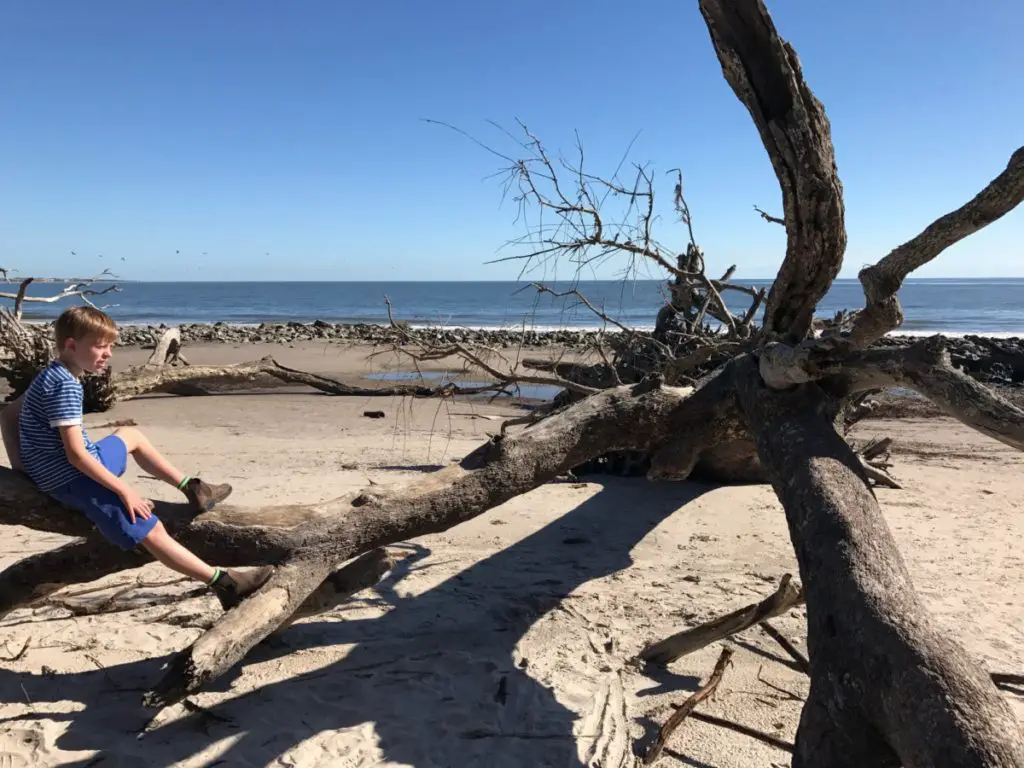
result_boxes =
[758,620,810,674]
[754,205,785,226]
[0,638,29,661]
[860,460,902,489]
[643,647,734,764]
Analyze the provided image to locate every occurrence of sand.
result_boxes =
[1,342,1022,766]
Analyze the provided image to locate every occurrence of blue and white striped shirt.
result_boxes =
[19,361,100,492]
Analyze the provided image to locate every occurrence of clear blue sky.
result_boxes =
[1,0,1020,282]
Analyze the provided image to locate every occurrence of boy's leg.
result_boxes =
[140,520,217,582]
[141,523,273,609]
[108,427,232,510]
[112,426,184,486]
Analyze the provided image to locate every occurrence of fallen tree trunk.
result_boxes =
[141,375,742,709]
[0,374,744,707]
[735,355,1024,765]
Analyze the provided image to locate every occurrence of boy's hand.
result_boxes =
[119,487,154,523]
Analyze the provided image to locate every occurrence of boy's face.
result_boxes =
[65,332,116,373]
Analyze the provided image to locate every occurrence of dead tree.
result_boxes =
[1,0,1023,762]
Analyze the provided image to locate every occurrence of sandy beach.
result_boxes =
[1,341,1022,767]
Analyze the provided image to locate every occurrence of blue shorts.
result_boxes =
[48,435,159,551]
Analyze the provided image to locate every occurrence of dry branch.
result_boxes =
[688,710,793,753]
[379,295,602,397]
[699,0,845,340]
[639,573,803,666]
[111,355,495,402]
[0,273,121,320]
[851,146,1024,347]
[642,647,734,765]
[837,336,1024,452]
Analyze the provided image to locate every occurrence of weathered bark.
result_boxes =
[699,0,845,340]
[736,355,1024,765]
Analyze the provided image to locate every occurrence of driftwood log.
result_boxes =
[1,0,1023,762]
[0,315,512,410]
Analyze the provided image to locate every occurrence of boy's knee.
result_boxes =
[141,519,167,544]
[114,426,145,451]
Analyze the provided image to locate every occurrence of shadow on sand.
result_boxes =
[0,477,712,767]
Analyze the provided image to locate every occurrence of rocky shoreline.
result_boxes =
[108,321,1024,386]
[114,321,610,348]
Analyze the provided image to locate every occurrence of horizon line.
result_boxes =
[6,276,1024,285]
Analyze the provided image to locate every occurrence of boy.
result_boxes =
[0,306,270,610]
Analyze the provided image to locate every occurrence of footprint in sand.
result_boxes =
[0,729,43,767]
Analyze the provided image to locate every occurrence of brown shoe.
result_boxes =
[209,567,274,611]
[183,477,232,511]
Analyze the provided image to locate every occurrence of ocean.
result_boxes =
[11,279,1024,337]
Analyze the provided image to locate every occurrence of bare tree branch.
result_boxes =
[0,271,122,320]
[754,205,785,226]
[848,146,1024,347]
[699,0,845,340]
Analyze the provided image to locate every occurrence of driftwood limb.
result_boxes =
[1,273,121,321]
[839,336,1024,452]
[110,355,499,404]
[642,647,734,765]
[639,573,803,666]
[142,556,333,708]
[735,354,1024,764]
[698,0,844,340]
[851,146,1024,347]
[144,327,184,367]
[859,461,901,490]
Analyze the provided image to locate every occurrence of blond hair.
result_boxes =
[55,306,118,350]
